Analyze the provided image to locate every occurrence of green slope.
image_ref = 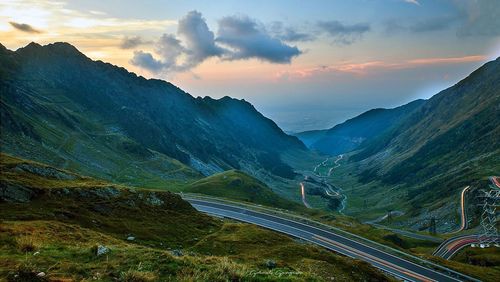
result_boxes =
[0,153,392,281]
[332,58,500,232]
[184,170,305,211]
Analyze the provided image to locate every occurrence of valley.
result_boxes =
[1,41,499,281]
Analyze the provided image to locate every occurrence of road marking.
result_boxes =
[189,199,463,282]
[313,235,434,282]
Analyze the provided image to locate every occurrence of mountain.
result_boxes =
[0,42,305,189]
[355,57,499,193]
[294,100,425,155]
[337,58,500,230]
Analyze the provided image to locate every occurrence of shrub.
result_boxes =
[16,237,38,253]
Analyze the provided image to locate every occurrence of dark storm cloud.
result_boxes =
[9,22,42,33]
[131,11,303,73]
[217,16,302,63]
[317,20,370,44]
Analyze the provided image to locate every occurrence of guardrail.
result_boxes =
[180,192,481,282]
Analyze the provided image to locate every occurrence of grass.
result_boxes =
[306,152,500,281]
[0,153,393,281]
[183,170,306,211]
[0,220,393,281]
[425,247,500,282]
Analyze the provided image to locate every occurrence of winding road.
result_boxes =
[434,176,500,259]
[456,186,470,233]
[186,197,474,282]
[433,235,479,260]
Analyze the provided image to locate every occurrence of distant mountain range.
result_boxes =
[0,42,305,189]
[294,99,425,155]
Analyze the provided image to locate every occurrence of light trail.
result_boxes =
[458,186,470,232]
[300,182,311,208]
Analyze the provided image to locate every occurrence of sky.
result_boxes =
[1,0,499,132]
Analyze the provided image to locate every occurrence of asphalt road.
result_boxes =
[433,235,480,260]
[187,198,465,282]
[433,177,500,260]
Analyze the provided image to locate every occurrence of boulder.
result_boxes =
[96,245,110,256]
[265,259,277,269]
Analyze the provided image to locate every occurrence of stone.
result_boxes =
[265,259,277,269]
[171,249,183,257]
[147,193,164,206]
[0,184,37,203]
[96,245,110,256]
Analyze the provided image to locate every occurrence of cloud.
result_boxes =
[131,10,225,74]
[317,20,370,44]
[270,22,315,42]
[155,34,186,68]
[130,51,165,72]
[410,16,456,32]
[275,55,486,79]
[178,10,226,68]
[407,55,486,65]
[385,15,458,34]
[404,0,420,6]
[131,11,303,74]
[130,34,185,73]
[9,21,42,33]
[454,0,500,37]
[120,36,147,49]
[217,16,302,63]
[386,0,499,37]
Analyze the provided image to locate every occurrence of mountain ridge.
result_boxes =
[0,41,305,191]
[331,57,500,231]
[294,99,426,155]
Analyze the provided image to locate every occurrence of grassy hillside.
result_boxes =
[0,154,217,247]
[0,153,392,281]
[428,247,500,282]
[184,170,305,211]
[326,58,500,232]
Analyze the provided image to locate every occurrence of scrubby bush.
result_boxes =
[16,237,38,253]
